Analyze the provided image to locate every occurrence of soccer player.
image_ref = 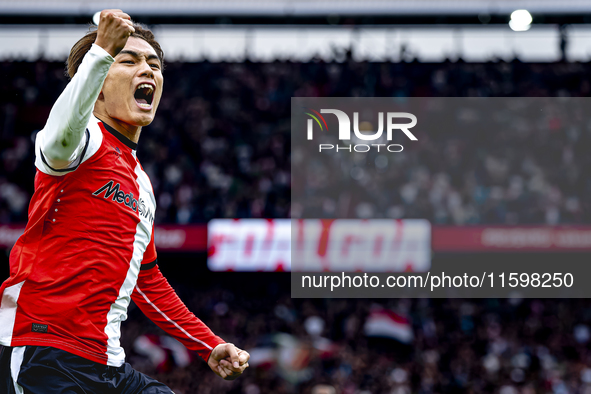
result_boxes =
[0,10,249,393]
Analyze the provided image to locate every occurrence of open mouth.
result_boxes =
[134,83,155,109]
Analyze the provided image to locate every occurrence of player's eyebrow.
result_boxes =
[119,50,161,64]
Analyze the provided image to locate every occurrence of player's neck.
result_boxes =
[93,111,141,144]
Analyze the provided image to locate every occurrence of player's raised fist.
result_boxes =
[94,9,135,58]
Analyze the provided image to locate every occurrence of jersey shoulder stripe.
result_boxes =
[35,115,104,176]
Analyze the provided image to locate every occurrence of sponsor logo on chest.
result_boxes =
[93,180,154,225]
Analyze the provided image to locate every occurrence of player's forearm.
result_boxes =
[132,267,225,362]
[39,44,113,167]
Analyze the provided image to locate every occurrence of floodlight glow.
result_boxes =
[509,9,532,31]
[511,10,532,25]
[93,11,101,26]
[509,20,531,31]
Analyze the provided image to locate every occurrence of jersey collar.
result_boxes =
[98,119,138,151]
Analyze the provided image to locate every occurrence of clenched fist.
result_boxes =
[208,343,250,381]
[94,9,135,58]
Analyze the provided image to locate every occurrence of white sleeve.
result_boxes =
[35,44,113,175]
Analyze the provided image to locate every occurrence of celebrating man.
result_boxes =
[0,9,248,393]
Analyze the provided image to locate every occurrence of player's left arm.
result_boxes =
[131,232,249,379]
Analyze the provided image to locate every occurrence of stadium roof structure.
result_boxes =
[3,0,591,25]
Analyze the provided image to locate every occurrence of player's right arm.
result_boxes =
[36,10,134,173]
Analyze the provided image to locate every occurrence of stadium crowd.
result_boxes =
[120,278,591,394]
[2,58,591,224]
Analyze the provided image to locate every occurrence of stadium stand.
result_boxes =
[2,58,591,225]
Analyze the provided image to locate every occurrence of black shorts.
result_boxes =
[0,345,174,394]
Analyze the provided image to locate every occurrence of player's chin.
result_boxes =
[137,116,155,127]
[131,109,156,126]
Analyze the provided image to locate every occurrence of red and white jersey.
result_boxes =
[0,44,224,367]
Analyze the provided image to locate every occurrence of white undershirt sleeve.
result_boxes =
[35,43,113,175]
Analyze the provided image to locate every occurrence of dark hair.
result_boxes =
[66,23,164,78]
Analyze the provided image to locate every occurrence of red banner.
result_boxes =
[207,219,432,272]
[153,225,208,251]
[432,226,591,251]
[0,224,208,252]
[2,224,591,253]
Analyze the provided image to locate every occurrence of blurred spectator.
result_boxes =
[312,384,337,394]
